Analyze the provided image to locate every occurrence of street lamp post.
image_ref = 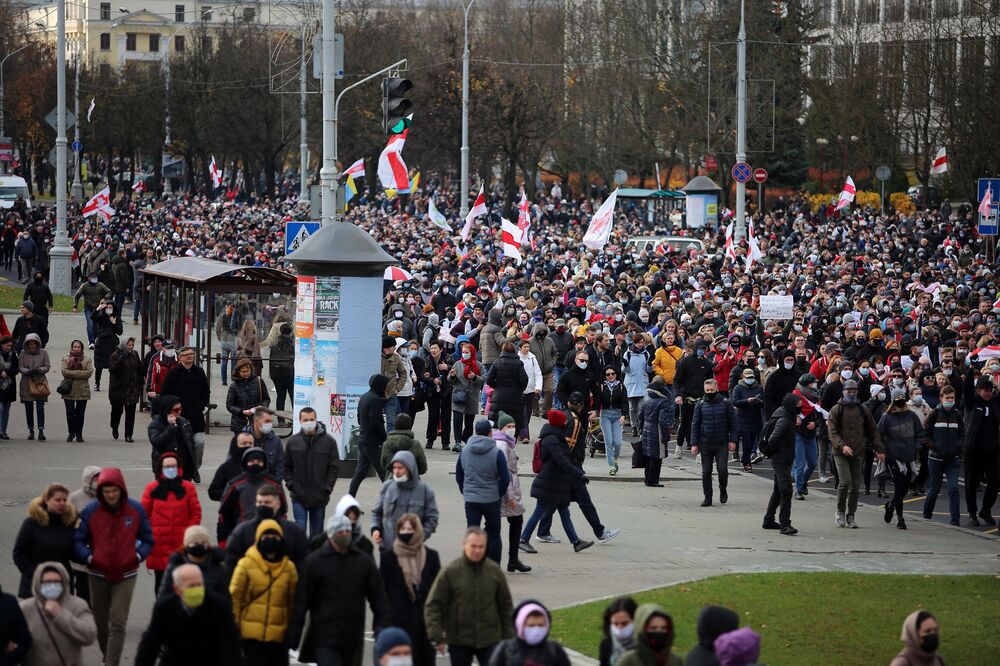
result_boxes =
[319,0,337,224]
[459,0,475,218]
[734,0,747,241]
[299,25,309,201]
[50,0,73,296]
[71,44,83,199]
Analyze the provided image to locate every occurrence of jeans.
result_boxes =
[396,395,411,418]
[699,445,729,499]
[600,410,623,466]
[739,430,760,465]
[83,305,96,345]
[817,429,832,476]
[834,453,863,516]
[521,501,579,545]
[292,501,327,539]
[63,399,87,437]
[316,644,363,666]
[113,291,126,317]
[193,432,205,471]
[452,410,474,445]
[964,450,999,517]
[628,396,644,431]
[89,575,136,666]
[348,444,385,497]
[132,289,143,322]
[449,644,497,666]
[765,461,793,527]
[888,461,912,519]
[219,341,236,383]
[924,456,961,522]
[110,402,136,438]
[0,401,10,434]
[23,400,45,431]
[383,396,399,432]
[793,435,818,493]
[465,501,502,563]
[273,376,293,412]
[552,366,567,410]
[425,394,451,447]
[538,478,605,539]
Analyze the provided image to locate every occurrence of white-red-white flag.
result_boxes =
[979,185,993,217]
[82,187,113,219]
[500,217,523,265]
[517,190,534,250]
[209,156,223,189]
[132,180,145,193]
[460,184,487,241]
[582,189,619,250]
[377,116,413,193]
[344,157,366,179]
[745,218,762,273]
[930,147,948,175]
[724,221,736,261]
[835,176,856,211]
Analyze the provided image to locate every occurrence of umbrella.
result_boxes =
[384,266,413,281]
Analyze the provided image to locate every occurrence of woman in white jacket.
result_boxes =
[517,339,543,442]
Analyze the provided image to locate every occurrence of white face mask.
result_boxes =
[165,349,176,358]
[522,626,548,646]
[611,623,634,640]
[259,422,274,434]
[39,582,63,600]
[576,360,588,369]
[462,352,472,360]
[386,657,413,666]
[300,420,317,433]
[393,473,409,484]
[841,370,853,379]
[783,360,795,369]
[502,426,516,438]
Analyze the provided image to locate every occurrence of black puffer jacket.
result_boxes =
[763,350,800,417]
[766,395,799,465]
[91,308,123,370]
[691,394,737,449]
[486,351,528,417]
[147,394,198,480]
[284,422,341,507]
[673,351,713,400]
[530,423,584,506]
[358,374,389,447]
[225,373,270,433]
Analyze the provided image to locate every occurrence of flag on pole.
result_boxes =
[344,176,358,208]
[724,221,736,261]
[582,189,619,250]
[344,158,366,179]
[82,187,112,218]
[930,147,948,175]
[428,198,453,232]
[132,180,145,193]
[745,218,763,273]
[209,156,223,189]
[517,190,535,250]
[979,185,993,217]
[500,217,523,264]
[835,176,856,211]
[87,97,96,122]
[377,115,413,193]
[460,184,487,241]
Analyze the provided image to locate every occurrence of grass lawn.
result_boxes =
[550,572,1000,666]
[0,285,75,312]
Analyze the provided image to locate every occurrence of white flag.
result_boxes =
[428,198,452,232]
[87,98,96,122]
[930,147,948,175]
[582,189,619,250]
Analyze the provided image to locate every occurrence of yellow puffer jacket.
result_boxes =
[653,345,683,384]
[229,519,298,643]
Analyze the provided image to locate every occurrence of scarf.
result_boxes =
[149,475,186,500]
[610,632,635,666]
[604,379,621,391]
[391,522,427,601]
[461,344,481,378]
[67,349,84,371]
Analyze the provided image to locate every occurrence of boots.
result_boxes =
[507,559,531,573]
[27,429,33,440]
[37,429,46,441]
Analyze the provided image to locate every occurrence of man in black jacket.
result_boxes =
[285,407,341,538]
[963,375,1000,526]
[22,271,53,320]
[555,350,599,412]
[691,379,738,507]
[288,514,389,666]
[11,301,48,351]
[348,374,390,497]
[763,349,800,417]
[762,394,801,535]
[160,346,210,476]
[135,564,240,666]
[550,319,575,409]
[673,340,713,457]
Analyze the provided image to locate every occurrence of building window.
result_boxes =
[201,35,212,51]
[175,35,185,52]
[175,5,185,22]
[243,7,256,22]
[126,33,136,51]
[100,2,110,20]
[149,33,160,52]
[202,6,212,21]
[100,32,111,50]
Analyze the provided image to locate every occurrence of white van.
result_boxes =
[0,175,31,210]
[627,235,705,255]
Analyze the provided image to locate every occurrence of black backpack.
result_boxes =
[270,335,295,371]
[757,413,780,457]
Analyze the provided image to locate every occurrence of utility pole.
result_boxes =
[162,45,173,195]
[459,0,475,217]
[299,25,309,201]
[734,0,747,241]
[50,0,73,296]
[320,0,337,224]
[71,44,83,199]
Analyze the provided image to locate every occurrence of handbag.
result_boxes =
[631,441,648,469]
[27,374,50,399]
[452,387,469,406]
[56,377,73,396]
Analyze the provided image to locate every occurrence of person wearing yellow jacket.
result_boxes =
[230,519,298,666]
[652,332,683,386]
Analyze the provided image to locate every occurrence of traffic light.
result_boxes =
[382,77,413,134]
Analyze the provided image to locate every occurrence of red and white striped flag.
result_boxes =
[209,156,223,189]
[377,116,413,193]
[724,221,736,261]
[344,157,366,179]
[517,190,534,250]
[930,147,948,175]
[979,185,993,217]
[460,184,487,241]
[82,187,114,220]
[500,217,523,265]
[582,189,619,250]
[132,180,145,193]
[745,218,762,273]
[835,176,856,211]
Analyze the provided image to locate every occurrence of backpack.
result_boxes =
[270,335,295,371]
[757,414,779,457]
[532,438,543,473]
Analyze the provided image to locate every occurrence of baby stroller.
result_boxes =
[587,417,606,458]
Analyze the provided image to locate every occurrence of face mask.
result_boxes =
[462,352,472,360]
[89,278,98,284]
[911,396,923,405]
[39,582,63,600]
[394,473,410,484]
[106,306,114,314]
[942,400,955,409]
[255,505,276,520]
[611,623,634,640]
[502,426,516,437]
[892,378,904,387]
[259,422,274,434]
[841,370,853,380]
[718,343,728,352]
[332,533,352,549]
[784,360,795,369]
[696,349,706,358]
[165,349,176,358]
[743,377,755,385]
[522,626,548,645]
[300,420,317,433]
[186,543,209,557]
[757,359,766,368]
[920,633,939,653]
[397,532,414,544]
[407,349,418,358]
[893,398,907,407]
[257,538,283,556]
[181,585,205,608]
[162,467,179,480]
[576,361,588,369]
[645,631,669,651]
[387,657,413,666]
[842,393,858,404]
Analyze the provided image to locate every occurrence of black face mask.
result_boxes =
[255,505,276,521]
[645,631,669,651]
[257,537,284,559]
[920,633,939,653]
[246,463,265,477]
[186,543,209,558]
[397,532,414,544]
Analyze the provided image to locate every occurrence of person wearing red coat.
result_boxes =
[141,452,202,592]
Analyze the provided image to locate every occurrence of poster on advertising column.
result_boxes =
[329,389,364,460]
[312,276,342,435]
[292,276,316,432]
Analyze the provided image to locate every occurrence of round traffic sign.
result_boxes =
[875,165,892,181]
[613,169,628,186]
[753,167,768,183]
[71,140,82,153]
[732,162,752,183]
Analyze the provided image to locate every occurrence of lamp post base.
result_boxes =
[49,243,74,297]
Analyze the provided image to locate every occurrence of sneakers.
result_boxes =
[883,501,894,523]
[779,525,798,536]
[451,443,462,453]
[695,453,702,465]
[598,528,621,543]
[750,452,764,464]
[794,492,805,501]
[818,474,829,484]
[968,514,981,527]
[835,512,846,528]
[846,515,858,528]
[88,343,94,350]
[518,541,537,554]
[609,463,618,476]
[507,560,532,573]
[673,446,683,459]
[742,464,753,472]
[573,540,594,553]
[537,535,561,544]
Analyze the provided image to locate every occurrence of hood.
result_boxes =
[31,561,71,602]
[464,434,496,455]
[28,495,77,528]
[488,310,502,326]
[384,429,416,451]
[80,465,102,496]
[781,394,802,413]
[95,467,128,507]
[714,628,761,666]
[241,447,268,471]
[633,603,675,655]
[155,451,184,479]
[646,383,671,400]
[151,394,180,419]
[23,332,41,348]
[255,518,284,540]
[334,494,362,517]
[513,600,551,641]
[696,605,739,649]
[227,433,248,460]
[531,322,549,336]
[369,373,390,396]
[428,313,440,326]
[390,450,418,480]
[899,610,938,659]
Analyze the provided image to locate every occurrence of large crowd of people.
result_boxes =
[0,174,983,665]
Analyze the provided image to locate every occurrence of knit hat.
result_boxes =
[842,379,859,391]
[547,410,567,428]
[869,328,883,339]
[465,278,477,288]
[373,627,412,665]
[325,513,352,537]
[890,387,908,402]
[497,411,515,429]
[183,525,212,547]
[20,300,33,312]
[381,335,396,350]
[474,419,492,436]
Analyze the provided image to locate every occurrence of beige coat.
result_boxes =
[60,356,93,401]
[19,561,97,666]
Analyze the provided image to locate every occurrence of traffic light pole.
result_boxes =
[460,0,475,218]
[734,0,747,242]
[320,0,337,225]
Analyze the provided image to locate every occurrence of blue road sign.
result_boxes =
[978,204,999,236]
[285,221,320,255]
[71,140,82,152]
[732,162,752,183]
[978,178,1000,201]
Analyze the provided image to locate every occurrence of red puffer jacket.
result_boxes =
[140,453,202,572]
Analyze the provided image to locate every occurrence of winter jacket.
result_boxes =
[11,315,47,351]
[963,391,1000,454]
[160,363,211,433]
[22,280,53,315]
[827,401,883,458]
[72,280,111,310]
[616,603,683,666]
[712,352,737,393]
[888,610,948,666]
[158,547,230,601]
[597,381,628,413]
[246,427,286,480]
[530,423,585,506]
[494,430,525,517]
[230,519,298,643]
[380,546,441,660]
[424,554,514,650]
[452,357,486,415]
[638,384,674,459]
[225,374,270,433]
[217,448,287,542]
[490,634,571,666]
[358,374,389,448]
[730,381,764,433]
[371,451,439,549]
[456,434,510,504]
[878,409,923,464]
[551,329,575,368]
[0,588,31,665]
[691,395,738,449]
[0,348,18,404]
[925,406,963,461]
[673,353,713,399]
[555,365,598,410]
[135,581,241,666]
[111,255,131,292]
[284,422,341,508]
[381,429,427,475]
[145,351,177,396]
[18,334,49,402]
[73,467,154,582]
[518,351,544,394]
[209,435,248,501]
[225,516,309,578]
[18,562,96,666]
[140,455,202,572]
[288,542,389,658]
[763,351,800,416]
[528,324,557,374]
[623,346,653,397]
[381,351,407,398]
[765,396,800,465]
[215,312,237,345]
[90,309,122,370]
[59,355,93,401]
[68,466,101,514]
[269,331,295,382]
[13,498,77,598]
[727,362,760,396]
[108,345,143,405]
[485,351,528,417]
[148,394,198,480]
[479,311,506,364]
